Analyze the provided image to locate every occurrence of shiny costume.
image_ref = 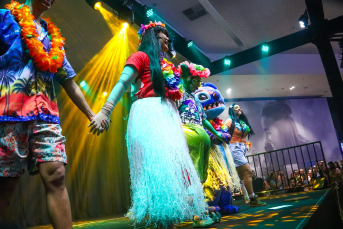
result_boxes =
[194,83,240,214]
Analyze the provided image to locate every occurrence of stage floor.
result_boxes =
[30,189,329,229]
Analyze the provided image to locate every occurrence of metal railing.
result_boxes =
[246,141,328,192]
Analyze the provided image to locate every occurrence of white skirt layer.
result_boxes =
[125,97,206,226]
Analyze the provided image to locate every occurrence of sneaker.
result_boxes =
[250,196,267,207]
[192,215,216,228]
[215,212,221,223]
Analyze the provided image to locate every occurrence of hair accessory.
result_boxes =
[178,61,210,78]
[138,21,166,40]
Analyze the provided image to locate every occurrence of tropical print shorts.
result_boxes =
[0,120,67,177]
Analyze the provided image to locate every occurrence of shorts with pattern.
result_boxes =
[229,143,248,167]
[0,120,67,177]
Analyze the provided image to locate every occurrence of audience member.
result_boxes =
[268,171,282,189]
[307,169,313,185]
[334,161,341,170]
[252,170,265,192]
[328,161,343,183]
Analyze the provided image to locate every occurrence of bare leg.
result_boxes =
[236,163,254,195]
[39,162,72,229]
[0,177,20,224]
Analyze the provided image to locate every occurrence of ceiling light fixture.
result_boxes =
[299,10,309,28]
[224,59,231,66]
[146,8,154,17]
[187,40,194,48]
[85,0,102,10]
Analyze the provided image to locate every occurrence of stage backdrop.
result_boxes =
[220,98,342,167]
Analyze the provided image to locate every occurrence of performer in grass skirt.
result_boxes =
[89,22,206,228]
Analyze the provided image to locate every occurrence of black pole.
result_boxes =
[281,150,290,188]
[305,0,343,134]
[258,154,264,181]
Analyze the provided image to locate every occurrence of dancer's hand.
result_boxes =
[88,111,110,135]
[217,133,230,144]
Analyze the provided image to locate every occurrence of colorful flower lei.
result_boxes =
[161,58,183,101]
[138,21,166,42]
[239,120,251,133]
[209,118,229,134]
[179,61,210,78]
[5,1,65,73]
[205,118,231,144]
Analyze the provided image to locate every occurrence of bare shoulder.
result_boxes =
[225,118,232,127]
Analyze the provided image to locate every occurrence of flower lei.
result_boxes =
[161,58,183,100]
[5,1,65,73]
[138,21,166,43]
[236,120,251,133]
[205,118,231,143]
[209,118,229,134]
[179,61,210,78]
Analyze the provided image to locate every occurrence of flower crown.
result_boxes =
[178,61,210,78]
[138,21,166,40]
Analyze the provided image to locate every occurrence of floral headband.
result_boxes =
[178,61,210,78]
[138,21,166,41]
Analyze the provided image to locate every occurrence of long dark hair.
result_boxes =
[138,26,169,98]
[228,103,255,139]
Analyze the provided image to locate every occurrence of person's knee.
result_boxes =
[244,168,253,179]
[40,163,66,190]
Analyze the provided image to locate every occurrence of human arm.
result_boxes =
[224,118,233,130]
[88,66,138,135]
[203,119,230,143]
[130,77,140,101]
[264,180,271,190]
[61,78,95,121]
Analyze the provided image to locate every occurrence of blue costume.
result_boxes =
[194,83,240,214]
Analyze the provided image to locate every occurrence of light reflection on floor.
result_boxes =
[29,189,329,229]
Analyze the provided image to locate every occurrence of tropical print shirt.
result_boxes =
[177,91,207,126]
[0,9,76,124]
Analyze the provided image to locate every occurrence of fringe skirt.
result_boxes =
[125,97,206,226]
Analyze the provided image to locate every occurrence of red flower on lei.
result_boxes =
[178,61,210,78]
[5,1,65,73]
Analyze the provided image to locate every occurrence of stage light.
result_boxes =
[80,81,87,88]
[122,22,129,29]
[224,59,231,66]
[262,45,269,52]
[299,10,308,28]
[94,2,102,10]
[146,8,154,17]
[102,92,108,97]
[85,0,102,10]
[187,40,193,48]
[290,86,295,90]
[226,88,232,94]
[118,5,134,25]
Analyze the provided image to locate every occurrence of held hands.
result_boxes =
[87,110,111,136]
